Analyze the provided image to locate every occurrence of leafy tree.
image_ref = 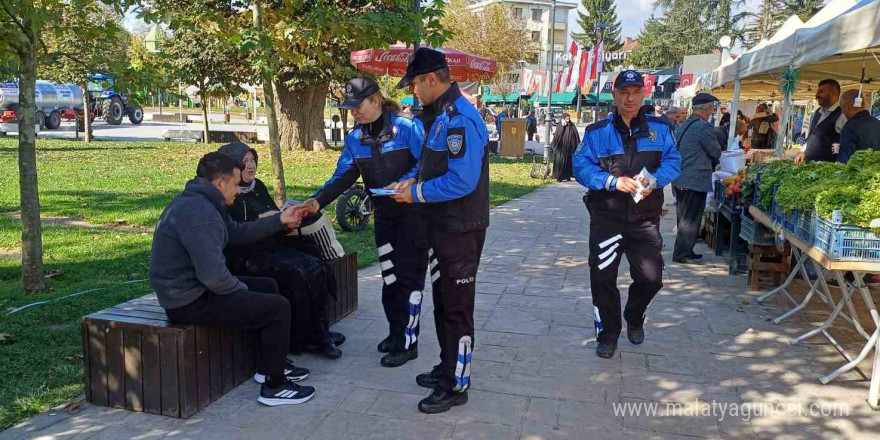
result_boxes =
[40,3,130,142]
[442,0,537,101]
[0,0,138,292]
[161,28,253,144]
[629,0,748,69]
[745,0,824,47]
[571,0,622,54]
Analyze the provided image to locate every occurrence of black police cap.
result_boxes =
[396,47,449,89]
[614,70,644,90]
[341,77,381,109]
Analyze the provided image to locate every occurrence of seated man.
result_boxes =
[217,142,345,359]
[149,152,315,406]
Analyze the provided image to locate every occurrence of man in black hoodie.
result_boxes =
[149,152,316,406]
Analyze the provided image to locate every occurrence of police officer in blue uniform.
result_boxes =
[573,70,681,359]
[391,48,489,414]
[300,77,428,368]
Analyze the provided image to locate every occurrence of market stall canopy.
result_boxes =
[350,45,497,83]
[710,0,880,101]
[531,92,577,105]
[482,92,520,104]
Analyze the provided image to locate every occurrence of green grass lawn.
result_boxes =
[0,137,551,430]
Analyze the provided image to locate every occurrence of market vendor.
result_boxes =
[837,90,880,164]
[795,79,847,165]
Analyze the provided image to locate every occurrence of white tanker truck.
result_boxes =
[0,81,83,130]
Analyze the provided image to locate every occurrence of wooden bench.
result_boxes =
[82,252,358,418]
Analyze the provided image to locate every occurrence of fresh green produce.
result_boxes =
[847,150,880,172]
[751,160,796,210]
[741,161,777,205]
[775,161,849,213]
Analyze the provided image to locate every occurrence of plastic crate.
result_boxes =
[795,210,814,243]
[770,185,784,225]
[740,213,776,246]
[813,216,880,261]
[715,181,740,212]
[783,209,800,235]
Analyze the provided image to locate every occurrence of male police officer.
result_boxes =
[573,70,681,359]
[392,48,489,414]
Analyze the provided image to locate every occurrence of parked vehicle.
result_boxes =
[0,81,83,129]
[87,74,143,125]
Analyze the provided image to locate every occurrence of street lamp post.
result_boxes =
[542,0,557,174]
[594,23,607,121]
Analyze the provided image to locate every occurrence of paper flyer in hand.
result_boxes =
[370,188,399,196]
[632,167,657,204]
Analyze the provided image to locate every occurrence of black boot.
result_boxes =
[305,341,342,359]
[377,335,393,353]
[416,364,443,389]
[418,388,468,414]
[381,345,418,368]
[596,340,617,359]
[307,315,342,359]
[330,331,346,347]
[627,323,644,345]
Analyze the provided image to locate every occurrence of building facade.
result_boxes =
[466,0,578,69]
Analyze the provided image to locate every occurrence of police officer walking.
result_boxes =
[573,70,681,359]
[391,48,489,414]
[299,77,428,368]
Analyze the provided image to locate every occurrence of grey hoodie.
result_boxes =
[149,176,286,309]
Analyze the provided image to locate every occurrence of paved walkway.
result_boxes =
[4,183,880,439]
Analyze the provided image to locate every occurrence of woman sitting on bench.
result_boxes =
[218,142,345,359]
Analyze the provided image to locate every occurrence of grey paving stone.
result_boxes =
[451,420,517,440]
[307,411,454,440]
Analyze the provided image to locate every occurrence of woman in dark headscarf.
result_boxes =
[551,113,580,181]
[218,142,345,360]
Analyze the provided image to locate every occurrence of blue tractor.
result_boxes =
[87,74,143,125]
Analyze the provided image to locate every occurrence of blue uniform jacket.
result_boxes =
[573,112,681,221]
[412,95,489,204]
[313,113,424,209]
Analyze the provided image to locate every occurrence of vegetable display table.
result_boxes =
[750,206,880,409]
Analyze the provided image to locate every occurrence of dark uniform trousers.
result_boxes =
[588,213,664,344]
[374,209,430,352]
[428,226,486,392]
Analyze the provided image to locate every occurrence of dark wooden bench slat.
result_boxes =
[81,321,91,403]
[220,328,233,394]
[209,327,223,402]
[122,329,144,412]
[159,332,180,417]
[232,330,245,385]
[178,327,199,418]
[87,324,108,406]
[142,329,161,414]
[106,327,126,408]
[195,326,211,408]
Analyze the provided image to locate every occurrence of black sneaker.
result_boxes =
[330,331,346,347]
[377,335,393,353]
[418,388,468,414]
[596,341,617,359]
[381,345,418,368]
[253,360,309,384]
[416,364,443,388]
[305,342,342,359]
[258,378,315,406]
[627,323,645,345]
[690,253,703,260]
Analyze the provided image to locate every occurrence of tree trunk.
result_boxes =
[199,84,210,144]
[252,0,286,205]
[275,78,329,151]
[81,85,92,142]
[341,108,349,135]
[17,42,45,292]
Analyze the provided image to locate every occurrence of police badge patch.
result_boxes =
[446,127,466,158]
[649,129,658,142]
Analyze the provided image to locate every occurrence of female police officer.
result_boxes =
[298,77,428,368]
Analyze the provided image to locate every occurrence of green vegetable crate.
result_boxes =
[813,216,880,261]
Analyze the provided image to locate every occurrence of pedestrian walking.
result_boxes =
[672,93,723,264]
[572,70,681,359]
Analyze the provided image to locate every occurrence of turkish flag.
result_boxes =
[643,75,657,97]
[679,73,694,87]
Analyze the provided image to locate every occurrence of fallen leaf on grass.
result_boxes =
[0,332,13,344]
[45,269,64,279]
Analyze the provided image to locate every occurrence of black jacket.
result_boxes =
[838,111,880,164]
[149,177,286,309]
[228,178,279,222]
